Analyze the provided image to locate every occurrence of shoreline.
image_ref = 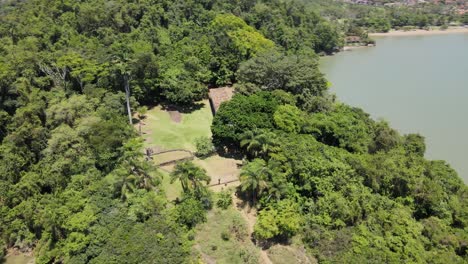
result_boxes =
[369,27,468,37]
[337,27,468,53]
[342,45,374,51]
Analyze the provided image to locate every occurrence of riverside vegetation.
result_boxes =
[0,0,467,263]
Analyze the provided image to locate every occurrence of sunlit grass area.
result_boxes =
[153,151,192,165]
[141,100,213,151]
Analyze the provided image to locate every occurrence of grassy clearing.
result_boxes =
[194,155,241,186]
[194,155,241,179]
[139,101,257,263]
[267,244,315,264]
[194,204,259,264]
[139,101,309,264]
[141,100,213,200]
[4,253,34,264]
[141,100,212,151]
[155,154,241,198]
[140,100,240,194]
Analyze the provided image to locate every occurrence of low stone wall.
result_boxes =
[146,148,194,166]
[157,156,194,166]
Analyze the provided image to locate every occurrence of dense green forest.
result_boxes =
[0,0,467,263]
[212,85,468,263]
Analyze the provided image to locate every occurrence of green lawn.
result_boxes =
[141,100,213,151]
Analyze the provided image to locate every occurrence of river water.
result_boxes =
[320,33,468,183]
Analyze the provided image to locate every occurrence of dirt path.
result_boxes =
[232,194,273,264]
[259,250,273,264]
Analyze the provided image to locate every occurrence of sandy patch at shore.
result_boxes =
[369,27,468,37]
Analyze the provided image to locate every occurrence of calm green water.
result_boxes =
[320,33,468,183]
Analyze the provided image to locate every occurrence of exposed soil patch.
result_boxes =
[168,110,182,123]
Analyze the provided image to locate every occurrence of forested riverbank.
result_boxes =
[321,33,468,185]
[0,0,467,263]
[369,26,468,36]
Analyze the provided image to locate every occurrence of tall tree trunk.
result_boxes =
[124,74,132,125]
[78,76,84,93]
[252,189,256,205]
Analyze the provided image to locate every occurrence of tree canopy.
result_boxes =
[0,0,466,263]
[213,89,468,262]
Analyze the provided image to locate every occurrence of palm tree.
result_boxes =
[123,160,158,193]
[132,164,159,191]
[113,167,137,201]
[120,175,137,200]
[171,161,210,197]
[240,130,258,156]
[255,131,279,157]
[266,176,288,202]
[170,163,191,193]
[115,138,160,200]
[239,159,269,205]
[240,129,279,159]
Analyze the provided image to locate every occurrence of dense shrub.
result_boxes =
[216,190,232,209]
[221,230,230,241]
[174,197,207,228]
[304,104,375,153]
[195,136,215,158]
[212,92,279,146]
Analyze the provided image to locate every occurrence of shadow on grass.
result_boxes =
[234,190,250,208]
[215,146,244,161]
[161,102,205,114]
[257,235,292,250]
